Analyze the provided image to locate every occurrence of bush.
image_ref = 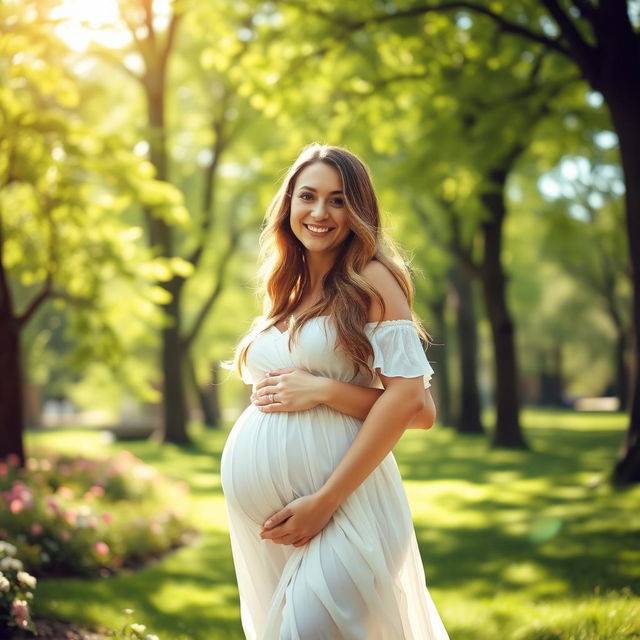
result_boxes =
[0,451,192,578]
[0,541,37,635]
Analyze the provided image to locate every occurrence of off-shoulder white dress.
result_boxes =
[221,317,449,640]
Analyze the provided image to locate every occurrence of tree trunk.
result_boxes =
[160,275,189,443]
[480,169,527,448]
[614,329,629,411]
[539,344,564,407]
[206,362,222,428]
[606,84,640,482]
[187,354,222,428]
[450,261,484,434]
[0,308,24,465]
[144,68,190,445]
[0,218,25,465]
[428,296,452,427]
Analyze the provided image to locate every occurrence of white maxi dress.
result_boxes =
[221,317,450,640]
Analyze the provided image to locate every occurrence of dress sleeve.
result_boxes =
[366,320,434,389]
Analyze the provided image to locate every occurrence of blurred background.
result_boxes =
[0,1,639,639]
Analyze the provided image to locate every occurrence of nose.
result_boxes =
[309,199,329,219]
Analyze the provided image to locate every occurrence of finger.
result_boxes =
[269,534,296,545]
[255,375,277,390]
[254,386,277,400]
[259,404,285,413]
[292,536,310,547]
[263,508,291,530]
[260,523,289,540]
[268,368,295,376]
[256,384,277,398]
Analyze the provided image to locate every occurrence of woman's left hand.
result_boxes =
[251,368,326,413]
[260,492,337,547]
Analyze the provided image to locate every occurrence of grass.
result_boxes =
[25,408,640,640]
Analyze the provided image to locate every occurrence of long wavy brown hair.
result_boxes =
[233,143,428,381]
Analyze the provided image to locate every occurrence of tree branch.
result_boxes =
[540,0,597,77]
[280,0,572,58]
[160,9,183,71]
[17,191,60,328]
[572,0,598,23]
[142,0,155,44]
[16,277,52,328]
[181,218,251,350]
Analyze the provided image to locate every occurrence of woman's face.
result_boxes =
[289,161,352,256]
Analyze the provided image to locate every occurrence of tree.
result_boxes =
[541,158,631,408]
[0,6,184,463]
[344,0,638,473]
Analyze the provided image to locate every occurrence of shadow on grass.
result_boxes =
[35,533,243,640]
[27,411,639,639]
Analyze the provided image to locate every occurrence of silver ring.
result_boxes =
[270,393,275,403]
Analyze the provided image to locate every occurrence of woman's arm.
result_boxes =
[259,371,426,547]
[260,260,434,547]
[252,369,435,429]
[315,376,436,429]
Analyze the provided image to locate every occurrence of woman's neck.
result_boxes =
[304,250,336,292]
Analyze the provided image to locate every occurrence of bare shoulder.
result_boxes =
[361,260,412,322]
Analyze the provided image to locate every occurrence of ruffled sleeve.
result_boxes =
[365,320,434,389]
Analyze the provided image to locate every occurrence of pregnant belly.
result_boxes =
[221,404,360,525]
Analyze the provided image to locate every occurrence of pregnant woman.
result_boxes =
[221,143,449,639]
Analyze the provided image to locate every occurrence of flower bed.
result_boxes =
[0,452,193,578]
[0,541,37,633]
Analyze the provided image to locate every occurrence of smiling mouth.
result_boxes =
[304,224,334,234]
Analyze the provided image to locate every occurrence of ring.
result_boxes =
[270,393,275,403]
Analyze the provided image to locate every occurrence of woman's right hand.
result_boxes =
[251,368,329,413]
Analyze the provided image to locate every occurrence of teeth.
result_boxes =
[307,225,331,233]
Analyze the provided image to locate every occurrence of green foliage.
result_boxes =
[0,451,191,578]
[109,609,160,640]
[19,412,640,640]
[0,541,37,635]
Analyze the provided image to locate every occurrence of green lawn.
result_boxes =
[26,409,640,640]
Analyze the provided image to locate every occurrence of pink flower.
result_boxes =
[0,462,7,477]
[63,511,76,525]
[94,541,109,556]
[89,485,105,498]
[6,453,21,468]
[11,599,29,628]
[61,531,71,541]
[31,523,43,536]
[100,513,113,524]
[57,486,74,499]
[10,499,23,514]
[45,497,60,517]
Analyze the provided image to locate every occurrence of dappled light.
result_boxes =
[2,0,639,637]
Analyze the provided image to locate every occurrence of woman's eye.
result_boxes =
[299,193,313,200]
[332,198,344,206]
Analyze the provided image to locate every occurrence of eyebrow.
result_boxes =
[298,185,344,195]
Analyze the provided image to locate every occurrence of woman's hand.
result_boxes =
[260,492,337,547]
[251,368,327,413]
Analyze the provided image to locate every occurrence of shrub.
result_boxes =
[0,451,192,578]
[0,541,37,636]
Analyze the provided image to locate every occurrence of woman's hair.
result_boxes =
[233,142,428,380]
